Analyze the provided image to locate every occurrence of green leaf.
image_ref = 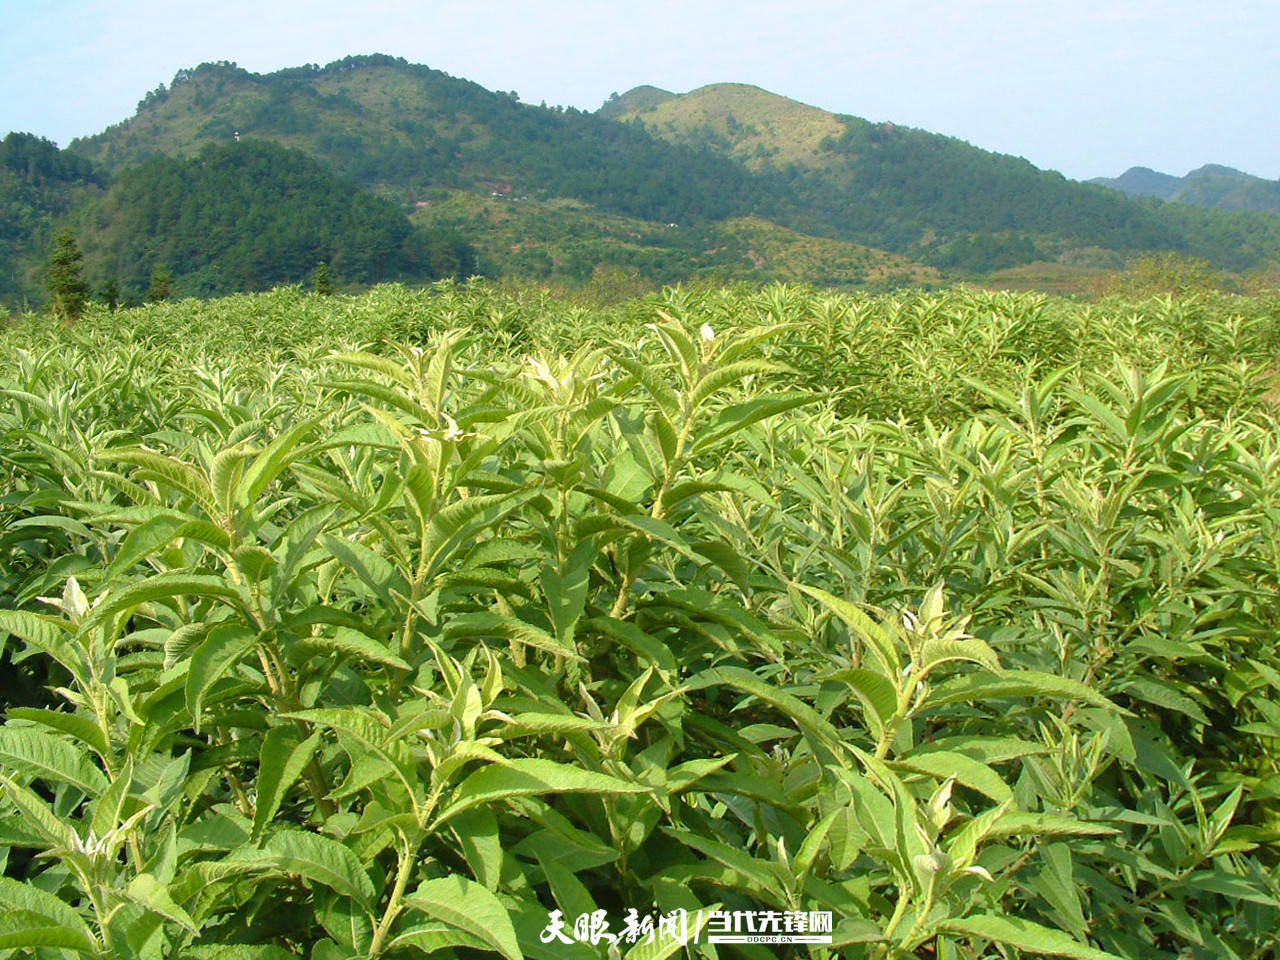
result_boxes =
[0,774,81,849]
[661,827,787,900]
[238,418,319,508]
[890,751,1012,803]
[925,670,1123,712]
[450,806,503,891]
[124,872,198,933]
[0,610,87,682]
[581,617,678,675]
[84,573,244,633]
[259,829,376,909]
[0,876,95,949]
[435,758,646,826]
[0,725,107,798]
[937,915,1124,960]
[0,915,98,954]
[387,923,491,957]
[185,624,259,727]
[621,905,717,960]
[692,392,816,451]
[405,875,523,960]
[321,534,411,612]
[684,666,848,764]
[542,544,591,646]
[444,612,580,660]
[103,514,190,580]
[826,667,898,735]
[794,585,901,675]
[985,814,1119,839]
[292,627,409,670]
[6,708,111,760]
[0,726,108,795]
[252,728,321,843]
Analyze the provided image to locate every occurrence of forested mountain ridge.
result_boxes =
[605,82,1280,272]
[6,55,1280,308]
[72,57,1280,272]
[1091,164,1280,214]
[70,56,770,227]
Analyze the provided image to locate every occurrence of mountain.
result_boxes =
[7,56,1280,308]
[1091,164,1280,214]
[604,82,1280,272]
[71,57,767,227]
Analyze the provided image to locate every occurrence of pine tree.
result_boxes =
[311,261,334,296]
[45,228,90,320]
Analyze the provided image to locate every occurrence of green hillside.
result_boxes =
[608,83,1280,271]
[6,55,1280,307]
[72,56,768,227]
[410,192,936,293]
[69,140,475,301]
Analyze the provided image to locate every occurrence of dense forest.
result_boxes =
[75,56,772,226]
[0,133,104,303]
[71,140,475,299]
[808,117,1280,270]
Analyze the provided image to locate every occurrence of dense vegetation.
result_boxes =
[69,141,476,299]
[0,133,104,303]
[409,195,933,294]
[1,281,1278,958]
[64,56,1280,282]
[74,57,767,226]
[612,85,1280,273]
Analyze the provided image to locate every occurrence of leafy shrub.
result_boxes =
[0,282,1277,959]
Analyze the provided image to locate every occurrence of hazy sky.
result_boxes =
[2,0,1276,181]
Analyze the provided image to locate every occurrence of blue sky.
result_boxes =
[2,0,1276,181]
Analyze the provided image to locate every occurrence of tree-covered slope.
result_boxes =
[0,133,105,302]
[607,83,1280,271]
[70,56,769,227]
[70,140,475,299]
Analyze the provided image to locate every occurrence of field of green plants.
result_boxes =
[1,281,1279,959]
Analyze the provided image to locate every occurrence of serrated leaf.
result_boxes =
[83,573,244,634]
[185,624,258,727]
[434,758,645,826]
[444,612,580,660]
[938,914,1123,960]
[795,585,901,675]
[0,876,94,949]
[293,627,409,670]
[4,708,110,760]
[925,670,1123,712]
[404,875,523,960]
[0,726,107,795]
[890,751,1012,802]
[259,829,376,909]
[124,872,198,932]
[252,728,321,842]
[684,666,847,764]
